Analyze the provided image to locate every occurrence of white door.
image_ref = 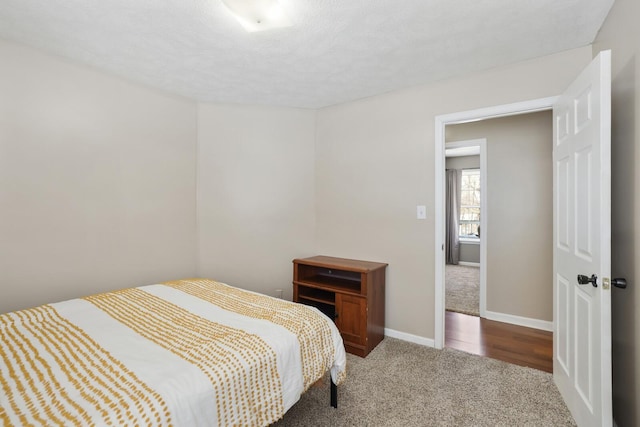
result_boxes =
[553,50,612,427]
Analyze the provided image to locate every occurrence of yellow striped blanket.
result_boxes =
[0,279,346,426]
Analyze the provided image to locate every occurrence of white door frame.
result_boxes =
[445,138,487,317]
[434,96,558,349]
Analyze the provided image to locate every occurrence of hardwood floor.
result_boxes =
[445,311,553,373]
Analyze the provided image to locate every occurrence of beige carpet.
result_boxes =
[446,264,480,317]
[273,338,575,426]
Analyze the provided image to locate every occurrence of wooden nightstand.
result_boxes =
[293,255,387,357]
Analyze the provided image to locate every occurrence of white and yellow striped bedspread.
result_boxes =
[0,279,346,426]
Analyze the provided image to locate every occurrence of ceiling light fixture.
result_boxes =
[221,0,292,32]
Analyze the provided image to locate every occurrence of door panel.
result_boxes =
[575,289,593,408]
[556,274,570,375]
[557,157,571,249]
[575,146,593,261]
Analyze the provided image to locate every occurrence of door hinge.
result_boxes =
[603,277,610,290]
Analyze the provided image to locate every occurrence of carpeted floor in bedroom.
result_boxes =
[273,337,575,427]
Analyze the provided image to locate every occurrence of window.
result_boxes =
[459,169,480,239]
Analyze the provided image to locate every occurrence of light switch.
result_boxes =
[416,205,426,219]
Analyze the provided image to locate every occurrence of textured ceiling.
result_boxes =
[0,0,614,108]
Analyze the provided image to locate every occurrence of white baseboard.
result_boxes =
[385,328,435,348]
[484,310,553,332]
[458,261,480,267]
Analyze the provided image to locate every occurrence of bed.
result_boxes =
[0,278,346,426]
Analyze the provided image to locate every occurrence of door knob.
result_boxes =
[612,278,627,289]
[577,274,598,287]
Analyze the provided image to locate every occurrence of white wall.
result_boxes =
[593,0,640,424]
[447,111,553,322]
[196,104,316,300]
[0,40,198,313]
[315,46,592,338]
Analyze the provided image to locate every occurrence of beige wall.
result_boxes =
[315,46,592,338]
[196,104,316,300]
[445,155,480,170]
[0,40,198,313]
[593,0,640,424]
[0,38,316,311]
[0,38,594,337]
[459,244,480,264]
[447,112,553,321]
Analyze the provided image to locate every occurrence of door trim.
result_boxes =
[434,96,558,349]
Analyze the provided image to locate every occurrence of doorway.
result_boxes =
[444,139,486,320]
[435,98,556,371]
[434,97,557,348]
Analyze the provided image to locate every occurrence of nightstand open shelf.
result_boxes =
[297,286,336,305]
[293,255,387,357]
